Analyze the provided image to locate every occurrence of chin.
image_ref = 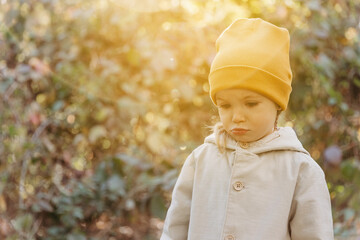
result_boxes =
[230,134,251,143]
[230,133,263,143]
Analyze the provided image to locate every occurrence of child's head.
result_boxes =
[216,88,281,143]
[209,18,292,143]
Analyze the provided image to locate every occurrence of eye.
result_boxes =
[218,103,231,109]
[245,102,259,107]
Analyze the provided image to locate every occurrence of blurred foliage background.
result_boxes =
[0,0,360,239]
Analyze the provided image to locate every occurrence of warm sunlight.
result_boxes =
[1,0,359,239]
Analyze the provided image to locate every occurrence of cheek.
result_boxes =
[251,108,277,127]
[260,115,275,126]
[218,110,231,124]
[262,112,277,127]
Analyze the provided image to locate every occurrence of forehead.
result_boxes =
[216,88,264,101]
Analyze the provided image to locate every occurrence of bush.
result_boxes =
[0,0,359,239]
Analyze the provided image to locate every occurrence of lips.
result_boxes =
[231,128,249,135]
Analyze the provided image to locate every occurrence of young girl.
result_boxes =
[160,18,334,240]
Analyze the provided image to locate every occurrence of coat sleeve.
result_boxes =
[289,156,334,240]
[160,153,195,240]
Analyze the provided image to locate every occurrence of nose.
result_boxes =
[232,108,245,123]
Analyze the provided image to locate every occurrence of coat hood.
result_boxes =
[204,127,309,155]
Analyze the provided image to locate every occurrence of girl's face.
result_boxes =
[216,88,279,143]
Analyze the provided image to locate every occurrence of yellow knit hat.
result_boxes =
[209,18,292,110]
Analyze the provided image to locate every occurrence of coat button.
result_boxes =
[233,181,244,191]
[224,234,235,240]
[239,142,249,149]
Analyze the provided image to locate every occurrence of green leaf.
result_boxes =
[8,125,17,137]
[150,194,167,219]
[341,160,357,181]
[72,207,84,220]
[37,199,54,212]
[107,175,126,196]
[52,100,64,111]
[66,232,87,240]
[47,226,65,236]
[354,78,360,88]
[11,214,33,233]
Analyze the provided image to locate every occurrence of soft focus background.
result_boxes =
[0,0,359,239]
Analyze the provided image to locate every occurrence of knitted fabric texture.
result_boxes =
[209,18,292,110]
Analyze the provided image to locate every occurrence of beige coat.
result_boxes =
[161,127,334,240]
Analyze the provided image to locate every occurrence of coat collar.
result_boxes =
[204,127,309,155]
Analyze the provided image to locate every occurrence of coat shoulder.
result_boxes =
[291,151,325,179]
[188,142,221,164]
[192,142,219,156]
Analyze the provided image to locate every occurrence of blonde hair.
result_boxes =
[211,122,229,154]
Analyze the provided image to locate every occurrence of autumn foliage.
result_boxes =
[0,0,360,239]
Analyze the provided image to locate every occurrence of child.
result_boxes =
[160,18,334,240]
